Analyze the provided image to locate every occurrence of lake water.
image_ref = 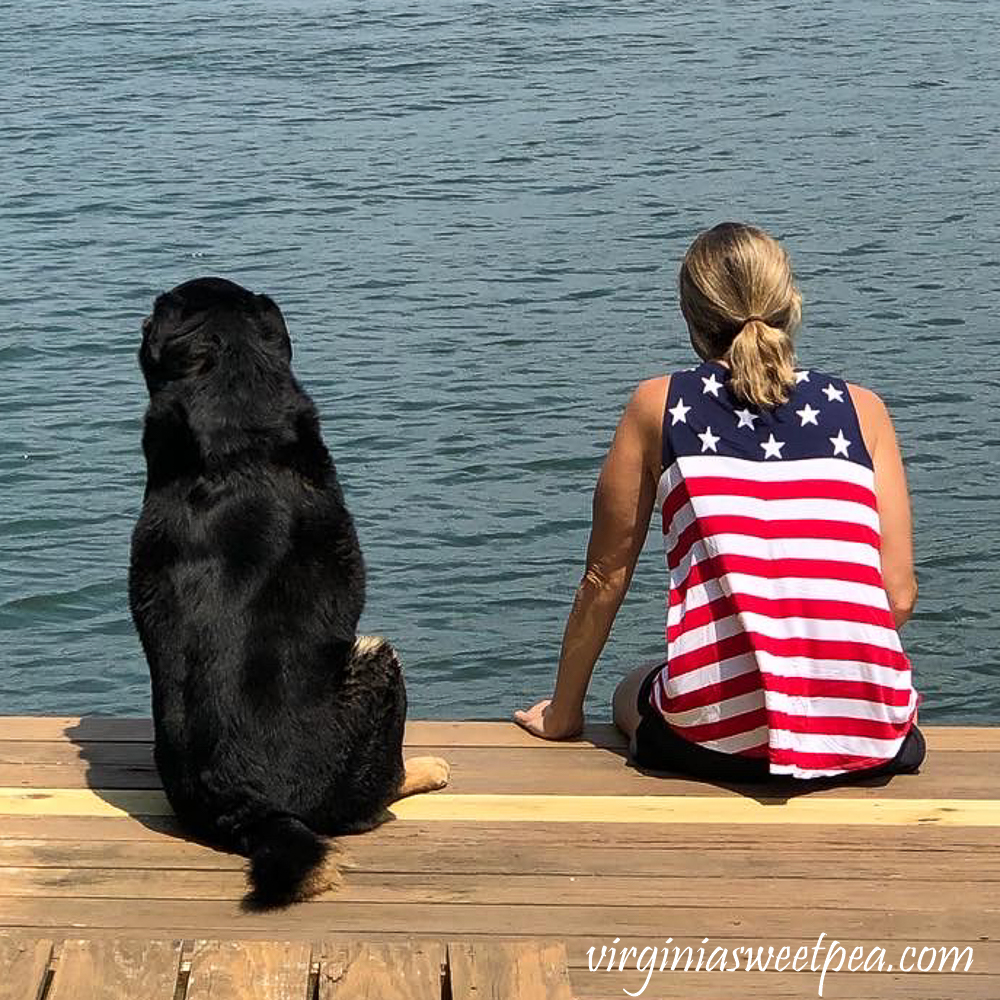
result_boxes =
[2,1,999,722]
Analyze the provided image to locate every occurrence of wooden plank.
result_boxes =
[5,834,1000,879]
[0,898,994,941]
[0,937,52,1000]
[0,748,993,806]
[448,941,572,1000]
[406,722,627,750]
[46,940,181,1000]
[1,744,995,801]
[0,789,169,817]
[0,743,154,766]
[0,766,158,790]
[4,816,999,854]
[4,789,999,826]
[2,932,995,986]
[0,719,621,748]
[0,735,987,781]
[185,940,312,1000]
[2,867,998,914]
[570,969,994,999]
[0,841,240,871]
[0,720,153,743]
[559,937,993,972]
[0,744,1000,799]
[388,793,1000,825]
[318,941,444,999]
[0,815,184,842]
[1,718,995,751]
[0,840,243,870]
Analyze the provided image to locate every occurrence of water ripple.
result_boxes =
[1,0,998,722]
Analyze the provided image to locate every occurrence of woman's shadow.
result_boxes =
[570,722,895,804]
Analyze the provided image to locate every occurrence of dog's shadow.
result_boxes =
[63,716,387,911]
[64,715,184,838]
[64,717,262,903]
[63,714,897,904]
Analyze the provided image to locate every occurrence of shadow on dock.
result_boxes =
[63,713,896,827]
[62,716,221,845]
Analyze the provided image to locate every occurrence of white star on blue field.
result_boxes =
[662,363,868,468]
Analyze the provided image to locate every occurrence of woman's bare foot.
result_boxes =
[393,756,450,800]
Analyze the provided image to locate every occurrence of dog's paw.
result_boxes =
[405,755,450,792]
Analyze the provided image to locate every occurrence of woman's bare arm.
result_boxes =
[848,384,918,629]
[515,377,668,739]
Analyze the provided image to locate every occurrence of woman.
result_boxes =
[516,222,923,781]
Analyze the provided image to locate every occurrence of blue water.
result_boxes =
[2,1,999,722]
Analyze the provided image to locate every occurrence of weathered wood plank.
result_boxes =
[0,718,994,751]
[5,836,1000,880]
[0,937,52,1000]
[0,816,185,842]
[0,766,159,790]
[570,969,994,999]
[3,815,1000,852]
[0,743,155,766]
[0,789,170,817]
[4,789,998,827]
[46,939,181,1000]
[4,932,996,980]
[0,841,240,871]
[0,719,622,748]
[389,793,1000,825]
[317,941,444,999]
[448,941,572,1000]
[0,720,154,743]
[185,940,312,1000]
[0,744,994,801]
[2,868,998,914]
[0,898,994,941]
[559,938,993,972]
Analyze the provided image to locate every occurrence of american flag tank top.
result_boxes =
[650,361,919,778]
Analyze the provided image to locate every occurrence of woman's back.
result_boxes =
[516,221,922,784]
[652,360,918,778]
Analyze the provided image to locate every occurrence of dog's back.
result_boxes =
[129,278,405,906]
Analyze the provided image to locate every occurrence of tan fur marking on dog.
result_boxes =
[298,845,344,900]
[244,840,344,906]
[353,634,386,657]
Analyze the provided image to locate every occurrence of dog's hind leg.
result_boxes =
[348,635,450,803]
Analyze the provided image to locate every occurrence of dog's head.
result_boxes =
[140,277,292,395]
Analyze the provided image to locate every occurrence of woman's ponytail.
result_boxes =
[679,223,802,410]
[726,318,796,409]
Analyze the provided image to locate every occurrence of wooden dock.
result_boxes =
[0,718,998,998]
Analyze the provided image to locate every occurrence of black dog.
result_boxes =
[129,277,448,907]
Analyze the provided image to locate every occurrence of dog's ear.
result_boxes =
[142,291,184,367]
[139,291,217,390]
[255,293,292,362]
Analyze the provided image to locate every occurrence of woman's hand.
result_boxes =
[514,699,584,741]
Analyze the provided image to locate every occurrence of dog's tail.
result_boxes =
[242,814,342,909]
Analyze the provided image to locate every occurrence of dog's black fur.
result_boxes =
[129,277,406,907]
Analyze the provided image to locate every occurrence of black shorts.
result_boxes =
[632,663,926,785]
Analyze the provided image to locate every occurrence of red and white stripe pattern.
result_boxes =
[650,369,918,778]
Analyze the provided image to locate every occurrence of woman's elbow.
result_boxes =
[580,565,629,603]
[888,577,918,628]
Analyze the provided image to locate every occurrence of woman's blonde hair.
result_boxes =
[679,222,802,409]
